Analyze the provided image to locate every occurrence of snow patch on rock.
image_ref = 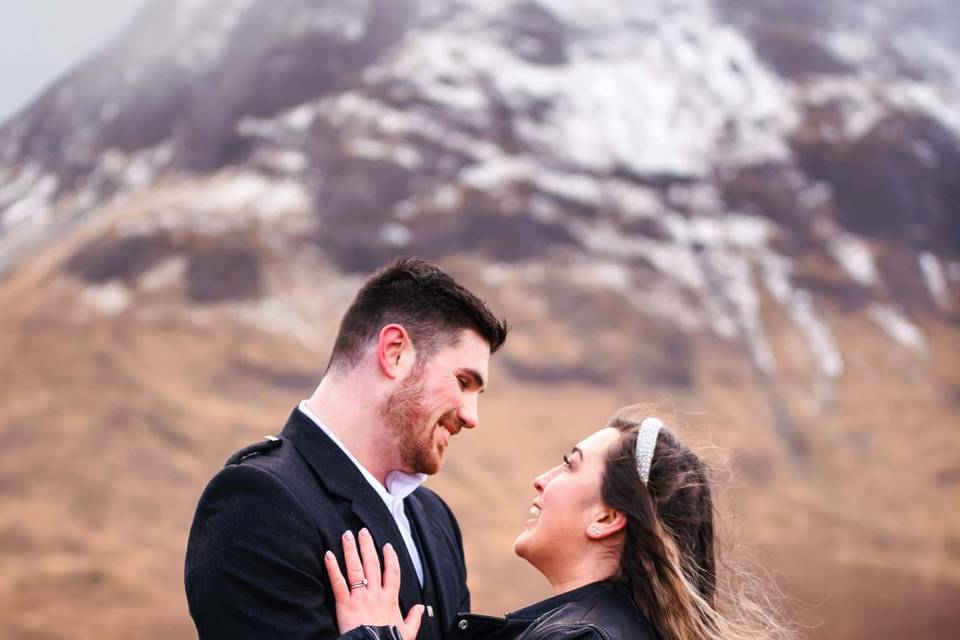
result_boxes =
[762,255,844,383]
[84,280,132,315]
[868,304,925,350]
[919,252,949,307]
[827,233,877,287]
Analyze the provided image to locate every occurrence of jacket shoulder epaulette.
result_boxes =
[225,435,282,466]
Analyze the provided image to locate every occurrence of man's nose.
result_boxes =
[457,393,479,430]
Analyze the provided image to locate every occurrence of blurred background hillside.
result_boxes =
[0,0,958,638]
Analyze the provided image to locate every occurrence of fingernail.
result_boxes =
[343,530,353,540]
[325,550,333,559]
[384,542,393,550]
[359,528,370,537]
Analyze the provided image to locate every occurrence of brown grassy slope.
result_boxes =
[0,231,958,639]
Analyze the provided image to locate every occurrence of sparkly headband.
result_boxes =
[635,417,663,485]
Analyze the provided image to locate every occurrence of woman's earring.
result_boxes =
[589,525,601,536]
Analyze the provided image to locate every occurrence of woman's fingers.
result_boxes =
[323,549,350,603]
[341,530,367,591]
[325,532,411,634]
[357,528,382,589]
[381,542,402,594]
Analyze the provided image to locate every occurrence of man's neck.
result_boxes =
[305,377,394,485]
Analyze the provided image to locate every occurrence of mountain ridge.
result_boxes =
[0,1,958,638]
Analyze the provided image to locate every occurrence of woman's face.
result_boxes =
[513,427,621,570]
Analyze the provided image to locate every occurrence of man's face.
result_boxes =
[381,329,491,474]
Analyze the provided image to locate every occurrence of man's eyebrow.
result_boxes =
[459,368,486,391]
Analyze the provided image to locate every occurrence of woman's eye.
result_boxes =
[562,453,571,468]
[457,376,468,390]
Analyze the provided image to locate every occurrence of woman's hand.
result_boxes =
[324,528,424,640]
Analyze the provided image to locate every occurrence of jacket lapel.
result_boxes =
[280,409,424,613]
[407,492,462,631]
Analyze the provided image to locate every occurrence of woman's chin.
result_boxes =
[513,529,532,559]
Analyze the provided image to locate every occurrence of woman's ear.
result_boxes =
[377,324,414,379]
[587,509,627,540]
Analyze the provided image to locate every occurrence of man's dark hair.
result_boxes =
[327,258,508,372]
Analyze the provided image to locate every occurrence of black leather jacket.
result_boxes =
[446,581,659,640]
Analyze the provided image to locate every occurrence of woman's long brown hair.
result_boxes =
[602,409,796,640]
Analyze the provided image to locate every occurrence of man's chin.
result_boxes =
[424,442,447,473]
[425,453,444,475]
[419,461,442,475]
[405,451,443,475]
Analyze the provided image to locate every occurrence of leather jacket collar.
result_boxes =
[450,581,659,640]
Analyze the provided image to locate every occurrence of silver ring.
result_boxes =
[349,578,368,591]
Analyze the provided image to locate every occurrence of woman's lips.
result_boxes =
[524,504,541,525]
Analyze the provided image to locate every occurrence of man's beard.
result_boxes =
[381,362,443,475]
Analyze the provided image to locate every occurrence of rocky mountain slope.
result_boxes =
[0,1,958,638]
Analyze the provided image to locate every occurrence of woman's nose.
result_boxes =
[533,474,546,492]
[533,466,559,492]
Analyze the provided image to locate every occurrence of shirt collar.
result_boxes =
[298,400,427,500]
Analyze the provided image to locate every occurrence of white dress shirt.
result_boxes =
[298,400,426,586]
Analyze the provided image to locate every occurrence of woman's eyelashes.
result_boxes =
[562,453,572,469]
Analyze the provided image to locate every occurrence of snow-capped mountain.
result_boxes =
[0,1,958,638]
[3,0,957,436]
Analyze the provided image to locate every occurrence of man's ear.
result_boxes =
[377,324,415,379]
[587,508,627,540]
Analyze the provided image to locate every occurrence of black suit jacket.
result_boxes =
[185,407,470,639]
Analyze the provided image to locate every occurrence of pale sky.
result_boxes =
[0,0,149,124]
